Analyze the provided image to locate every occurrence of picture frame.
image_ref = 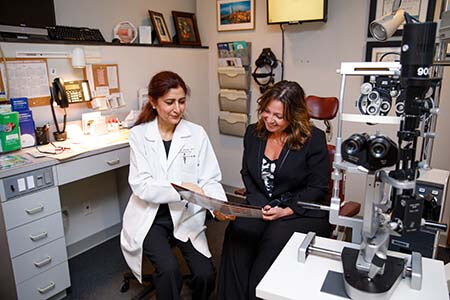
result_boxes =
[367,0,436,38]
[217,0,255,32]
[148,10,172,44]
[365,41,402,63]
[172,11,201,46]
[364,41,402,82]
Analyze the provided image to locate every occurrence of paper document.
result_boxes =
[172,183,262,218]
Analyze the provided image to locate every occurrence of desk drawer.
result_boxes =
[16,261,70,300]
[12,237,67,284]
[7,213,64,258]
[2,187,61,230]
[56,147,130,185]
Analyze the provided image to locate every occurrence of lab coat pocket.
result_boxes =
[176,150,198,179]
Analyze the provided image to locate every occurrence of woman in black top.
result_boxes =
[217,80,331,300]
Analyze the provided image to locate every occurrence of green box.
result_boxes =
[0,112,21,153]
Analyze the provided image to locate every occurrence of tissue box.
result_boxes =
[17,110,36,147]
[0,112,21,153]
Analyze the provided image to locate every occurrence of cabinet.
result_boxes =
[0,166,70,300]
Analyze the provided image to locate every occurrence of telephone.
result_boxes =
[63,80,92,103]
[51,78,92,107]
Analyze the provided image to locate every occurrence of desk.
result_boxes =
[0,132,131,300]
[256,232,448,300]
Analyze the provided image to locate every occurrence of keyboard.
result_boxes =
[47,25,105,42]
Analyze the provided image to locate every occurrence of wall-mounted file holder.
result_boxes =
[217,41,251,66]
[219,89,250,114]
[218,67,250,90]
[218,111,248,137]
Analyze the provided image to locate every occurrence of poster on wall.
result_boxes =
[217,0,255,31]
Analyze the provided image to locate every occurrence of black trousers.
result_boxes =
[217,216,330,300]
[143,213,215,300]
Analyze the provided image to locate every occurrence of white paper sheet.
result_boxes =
[0,60,50,99]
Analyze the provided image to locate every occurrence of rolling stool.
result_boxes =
[120,271,155,300]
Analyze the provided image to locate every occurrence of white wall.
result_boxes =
[54,0,196,42]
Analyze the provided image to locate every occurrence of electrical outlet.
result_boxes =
[82,201,92,216]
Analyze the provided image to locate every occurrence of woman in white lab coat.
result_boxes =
[120,71,226,300]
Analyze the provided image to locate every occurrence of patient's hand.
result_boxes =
[262,205,294,221]
[181,182,204,195]
[213,210,236,221]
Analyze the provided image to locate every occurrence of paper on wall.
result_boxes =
[0,61,50,99]
[107,66,118,89]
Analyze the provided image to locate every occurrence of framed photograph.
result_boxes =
[367,0,436,38]
[148,10,172,44]
[365,41,402,62]
[172,11,201,46]
[217,0,255,32]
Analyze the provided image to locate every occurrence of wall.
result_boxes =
[197,0,450,230]
[0,42,210,128]
[197,0,371,190]
[54,0,196,42]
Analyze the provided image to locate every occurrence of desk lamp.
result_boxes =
[50,78,69,141]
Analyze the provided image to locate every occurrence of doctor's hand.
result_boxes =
[262,205,294,221]
[181,182,204,195]
[213,210,236,221]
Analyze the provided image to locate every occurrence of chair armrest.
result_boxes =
[339,201,361,217]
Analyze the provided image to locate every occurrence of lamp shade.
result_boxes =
[71,47,86,68]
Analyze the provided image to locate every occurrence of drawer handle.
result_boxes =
[29,232,48,241]
[25,204,44,215]
[38,281,55,294]
[106,159,120,166]
[34,256,52,268]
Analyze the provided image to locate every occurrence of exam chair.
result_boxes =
[235,95,361,240]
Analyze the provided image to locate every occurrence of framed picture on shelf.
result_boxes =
[365,41,402,62]
[217,0,255,32]
[367,0,436,38]
[148,10,172,44]
[172,11,201,46]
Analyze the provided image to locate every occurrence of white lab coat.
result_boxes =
[120,118,226,283]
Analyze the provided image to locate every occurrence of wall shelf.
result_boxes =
[0,36,209,49]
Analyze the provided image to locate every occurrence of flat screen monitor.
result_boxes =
[0,0,55,36]
[267,0,327,24]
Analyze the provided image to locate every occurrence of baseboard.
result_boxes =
[67,223,122,259]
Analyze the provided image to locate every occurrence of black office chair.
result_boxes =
[119,213,225,299]
[120,239,190,300]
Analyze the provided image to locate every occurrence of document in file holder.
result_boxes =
[172,183,262,218]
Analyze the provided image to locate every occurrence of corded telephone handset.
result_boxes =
[50,78,68,141]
